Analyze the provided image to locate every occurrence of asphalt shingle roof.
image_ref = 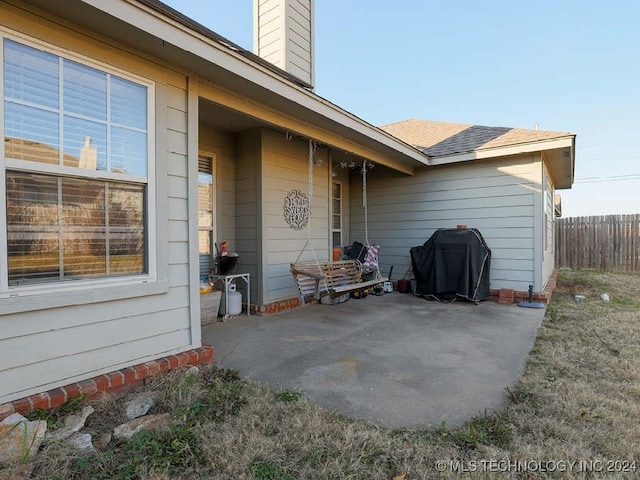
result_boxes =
[380,119,573,157]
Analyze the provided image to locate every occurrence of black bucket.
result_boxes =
[217,255,238,275]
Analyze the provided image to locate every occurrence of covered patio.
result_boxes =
[202,294,545,428]
[196,96,423,316]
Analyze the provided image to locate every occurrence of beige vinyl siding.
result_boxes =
[262,129,328,303]
[235,130,261,303]
[285,0,313,84]
[255,0,283,65]
[0,6,193,404]
[350,154,542,291]
[254,0,313,86]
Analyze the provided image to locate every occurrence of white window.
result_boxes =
[1,36,153,290]
[198,154,215,279]
[332,182,342,247]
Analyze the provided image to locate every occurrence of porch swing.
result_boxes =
[290,142,388,304]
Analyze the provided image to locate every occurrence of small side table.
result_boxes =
[209,273,250,319]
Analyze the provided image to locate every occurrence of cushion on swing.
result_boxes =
[362,244,380,269]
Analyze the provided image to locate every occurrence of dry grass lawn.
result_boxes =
[2,270,639,479]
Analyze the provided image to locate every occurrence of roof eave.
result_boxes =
[134,0,314,89]
[73,0,429,173]
[426,136,575,166]
[551,135,576,190]
[425,136,576,188]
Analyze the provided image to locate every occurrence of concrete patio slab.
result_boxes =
[201,292,545,429]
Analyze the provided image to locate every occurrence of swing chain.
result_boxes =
[295,139,323,266]
[362,161,370,247]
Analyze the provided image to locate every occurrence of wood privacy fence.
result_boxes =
[556,214,640,271]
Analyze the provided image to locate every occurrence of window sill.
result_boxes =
[0,277,169,315]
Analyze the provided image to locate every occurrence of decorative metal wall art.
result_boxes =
[283,189,310,230]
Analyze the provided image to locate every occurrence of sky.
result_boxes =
[163,0,640,218]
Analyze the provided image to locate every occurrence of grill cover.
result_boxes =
[410,228,491,303]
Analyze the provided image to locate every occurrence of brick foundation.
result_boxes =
[252,297,302,315]
[0,345,214,421]
[490,269,559,305]
[496,288,515,305]
[246,272,560,311]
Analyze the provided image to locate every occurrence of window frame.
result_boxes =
[0,28,159,306]
[197,152,216,279]
[331,181,343,248]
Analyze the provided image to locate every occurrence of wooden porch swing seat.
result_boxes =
[289,141,387,304]
[291,259,388,304]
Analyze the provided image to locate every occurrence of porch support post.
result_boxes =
[187,73,202,347]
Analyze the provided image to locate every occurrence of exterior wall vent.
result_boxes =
[254,0,314,89]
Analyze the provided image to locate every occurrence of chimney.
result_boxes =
[254,0,314,89]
